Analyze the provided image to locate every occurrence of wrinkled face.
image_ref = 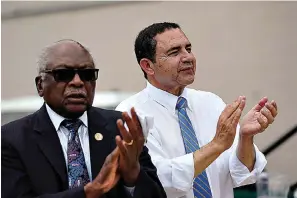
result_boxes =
[153,28,196,89]
[36,42,97,118]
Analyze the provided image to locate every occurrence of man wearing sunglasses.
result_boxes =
[1,39,166,198]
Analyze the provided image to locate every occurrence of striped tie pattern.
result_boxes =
[176,97,213,198]
[62,119,90,188]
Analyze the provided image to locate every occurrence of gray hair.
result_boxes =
[36,39,93,76]
[37,45,52,75]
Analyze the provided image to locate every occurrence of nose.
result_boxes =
[69,73,84,87]
[181,50,194,63]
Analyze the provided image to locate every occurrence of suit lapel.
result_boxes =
[33,105,68,188]
[33,106,119,185]
[87,108,117,180]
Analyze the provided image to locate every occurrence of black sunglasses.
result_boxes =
[41,68,99,82]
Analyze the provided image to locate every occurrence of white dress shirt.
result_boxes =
[116,81,267,198]
[46,104,92,179]
[45,104,135,195]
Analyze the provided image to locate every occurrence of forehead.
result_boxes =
[47,42,93,69]
[155,28,190,52]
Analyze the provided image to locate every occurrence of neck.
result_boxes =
[46,103,86,119]
[148,79,185,96]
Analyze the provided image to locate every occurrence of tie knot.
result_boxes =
[176,97,188,110]
[61,119,82,133]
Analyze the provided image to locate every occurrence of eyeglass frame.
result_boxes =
[40,68,99,82]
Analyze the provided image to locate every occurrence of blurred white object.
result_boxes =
[294,188,297,198]
[1,91,135,125]
[257,172,290,198]
[256,172,269,198]
[268,174,290,198]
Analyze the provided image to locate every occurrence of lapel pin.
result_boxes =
[94,133,103,141]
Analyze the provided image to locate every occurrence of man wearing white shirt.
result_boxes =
[116,22,278,198]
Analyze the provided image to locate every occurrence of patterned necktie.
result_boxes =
[61,119,90,188]
[176,97,213,198]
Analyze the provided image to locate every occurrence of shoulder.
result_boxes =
[89,106,122,116]
[116,89,149,112]
[88,106,122,122]
[1,112,36,145]
[87,107,123,138]
[187,88,225,103]
[186,88,227,112]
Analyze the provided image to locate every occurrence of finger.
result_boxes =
[122,112,142,158]
[229,97,245,121]
[252,97,268,112]
[99,165,120,191]
[267,101,278,117]
[116,119,133,143]
[110,174,121,189]
[265,102,278,118]
[261,108,274,124]
[98,147,120,182]
[130,108,145,154]
[271,100,278,111]
[131,107,143,138]
[238,96,246,111]
[115,135,128,158]
[131,107,141,129]
[122,112,138,139]
[104,146,120,166]
[222,96,242,119]
[117,119,139,160]
[232,108,243,127]
[110,146,120,162]
[257,116,269,132]
[105,173,120,190]
[131,108,145,144]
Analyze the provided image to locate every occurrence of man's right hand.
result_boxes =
[192,96,246,177]
[84,147,120,198]
[212,96,246,152]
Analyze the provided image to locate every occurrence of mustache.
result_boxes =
[179,63,194,71]
[65,89,87,98]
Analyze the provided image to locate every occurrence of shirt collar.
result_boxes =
[45,104,88,131]
[145,81,193,114]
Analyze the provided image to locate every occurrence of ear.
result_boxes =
[35,76,44,97]
[139,58,155,77]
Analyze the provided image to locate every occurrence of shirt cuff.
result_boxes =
[171,153,195,192]
[229,144,267,187]
[124,186,135,196]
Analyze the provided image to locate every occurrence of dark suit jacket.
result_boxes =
[1,105,166,198]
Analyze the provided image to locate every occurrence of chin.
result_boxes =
[178,73,195,86]
[64,104,88,118]
[188,77,195,84]
[183,78,195,86]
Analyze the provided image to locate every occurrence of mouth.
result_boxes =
[66,93,87,104]
[180,67,194,72]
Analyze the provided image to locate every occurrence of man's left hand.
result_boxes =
[115,107,145,186]
[240,97,278,137]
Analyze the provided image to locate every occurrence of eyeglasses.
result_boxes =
[41,68,99,82]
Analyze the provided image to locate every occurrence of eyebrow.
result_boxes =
[166,43,192,54]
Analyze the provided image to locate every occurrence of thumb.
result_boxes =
[110,146,120,163]
[252,97,268,111]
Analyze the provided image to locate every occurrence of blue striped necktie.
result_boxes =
[176,97,213,198]
[62,119,90,188]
